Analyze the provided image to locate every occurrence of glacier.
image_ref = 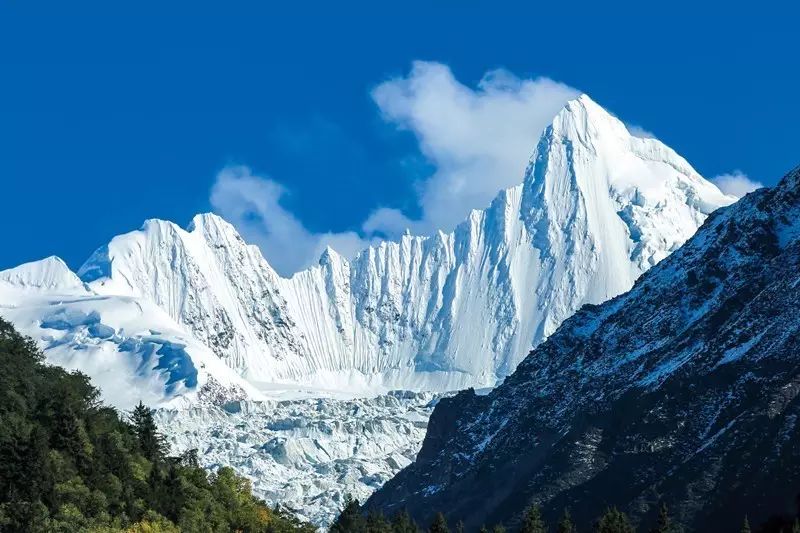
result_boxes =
[156,392,437,526]
[0,94,735,525]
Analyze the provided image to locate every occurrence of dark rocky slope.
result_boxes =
[366,165,800,531]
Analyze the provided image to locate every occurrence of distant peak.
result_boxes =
[186,212,233,232]
[0,256,84,291]
[565,93,597,109]
[186,213,248,246]
[318,245,344,266]
[549,93,619,135]
[139,217,182,234]
[557,93,602,116]
[40,255,68,267]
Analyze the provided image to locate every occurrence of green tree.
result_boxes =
[330,495,365,533]
[740,515,751,533]
[792,518,800,533]
[521,504,546,533]
[129,402,166,463]
[557,509,574,533]
[429,512,450,533]
[366,510,392,533]
[596,507,634,533]
[392,509,420,533]
[492,524,506,533]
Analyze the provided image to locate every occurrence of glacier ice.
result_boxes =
[157,392,437,526]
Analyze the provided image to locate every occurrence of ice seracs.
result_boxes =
[158,391,437,526]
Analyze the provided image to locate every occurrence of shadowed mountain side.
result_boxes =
[366,165,800,532]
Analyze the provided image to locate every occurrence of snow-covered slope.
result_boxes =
[0,257,260,408]
[75,95,735,395]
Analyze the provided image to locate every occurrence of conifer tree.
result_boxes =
[392,509,420,533]
[429,512,450,533]
[521,503,546,533]
[492,524,506,533]
[330,494,366,533]
[130,401,166,463]
[366,509,392,533]
[740,515,751,533]
[557,509,574,533]
[596,507,635,533]
[793,518,800,533]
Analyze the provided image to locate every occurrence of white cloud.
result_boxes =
[362,207,422,237]
[711,170,763,198]
[368,61,579,236]
[210,166,369,276]
[626,123,657,139]
[209,62,580,274]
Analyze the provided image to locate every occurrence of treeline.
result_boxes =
[331,498,648,533]
[0,317,315,533]
[335,498,800,533]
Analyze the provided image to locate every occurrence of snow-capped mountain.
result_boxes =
[73,94,732,395]
[0,94,735,526]
[366,165,800,532]
[0,256,259,408]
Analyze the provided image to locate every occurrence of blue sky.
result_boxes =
[1,1,798,274]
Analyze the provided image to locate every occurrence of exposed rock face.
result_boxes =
[366,165,800,532]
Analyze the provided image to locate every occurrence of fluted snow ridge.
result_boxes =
[69,95,733,394]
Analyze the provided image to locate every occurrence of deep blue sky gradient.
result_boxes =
[1,1,798,269]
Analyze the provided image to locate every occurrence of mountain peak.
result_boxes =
[521,93,734,274]
[187,212,233,232]
[64,95,734,395]
[544,93,627,149]
[0,256,84,292]
[318,245,344,266]
[187,212,250,249]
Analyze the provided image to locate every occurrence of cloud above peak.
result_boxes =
[210,166,369,276]
[368,61,578,236]
[210,62,579,275]
[711,170,763,198]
